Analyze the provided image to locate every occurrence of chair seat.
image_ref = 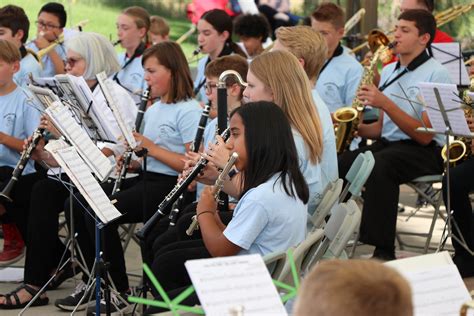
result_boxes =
[409,174,443,184]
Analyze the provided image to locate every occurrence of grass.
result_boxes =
[1,0,198,58]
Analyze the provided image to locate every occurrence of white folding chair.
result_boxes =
[309,179,343,231]
[263,250,287,280]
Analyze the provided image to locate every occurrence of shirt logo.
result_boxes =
[158,124,176,138]
[3,113,16,128]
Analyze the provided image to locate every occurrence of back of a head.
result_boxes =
[66,32,120,80]
[0,5,30,44]
[294,259,413,316]
[275,26,327,81]
[311,2,345,29]
[40,2,67,28]
[398,9,436,46]
[150,15,169,36]
[0,38,21,64]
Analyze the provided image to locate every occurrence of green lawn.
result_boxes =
[0,0,197,58]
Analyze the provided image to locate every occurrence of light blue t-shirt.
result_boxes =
[312,89,338,191]
[142,98,201,176]
[379,57,451,146]
[0,86,41,174]
[26,42,67,77]
[14,53,42,88]
[115,53,145,105]
[194,56,208,104]
[316,50,363,113]
[293,130,322,215]
[224,173,307,256]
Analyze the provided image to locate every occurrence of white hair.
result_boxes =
[65,32,120,80]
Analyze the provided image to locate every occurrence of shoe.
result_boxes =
[452,254,474,278]
[0,223,25,266]
[87,291,133,315]
[54,281,95,311]
[0,284,49,309]
[47,261,82,290]
[371,247,396,261]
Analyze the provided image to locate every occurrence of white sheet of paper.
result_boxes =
[45,140,121,224]
[431,43,470,85]
[185,254,287,316]
[0,267,24,282]
[419,82,471,137]
[96,72,137,148]
[386,252,472,316]
[46,101,113,181]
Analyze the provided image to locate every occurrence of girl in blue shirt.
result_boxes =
[145,102,308,313]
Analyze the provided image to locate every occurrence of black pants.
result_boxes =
[0,166,44,242]
[338,140,443,249]
[24,175,71,286]
[66,172,177,292]
[442,157,474,257]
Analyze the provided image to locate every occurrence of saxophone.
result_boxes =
[334,32,395,154]
[440,75,474,165]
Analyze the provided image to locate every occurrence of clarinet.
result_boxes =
[111,87,150,195]
[0,128,45,203]
[135,127,230,240]
[186,152,238,236]
[168,103,211,226]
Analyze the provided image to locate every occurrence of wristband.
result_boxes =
[196,210,215,219]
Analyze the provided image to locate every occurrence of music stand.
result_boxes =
[416,83,474,255]
[431,43,470,88]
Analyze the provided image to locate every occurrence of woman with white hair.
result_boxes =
[0,32,136,309]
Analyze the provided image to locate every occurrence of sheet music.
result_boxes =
[27,84,61,111]
[96,72,137,148]
[185,254,287,316]
[386,252,472,316]
[45,140,121,224]
[55,74,117,142]
[432,43,470,86]
[45,101,114,181]
[419,82,471,137]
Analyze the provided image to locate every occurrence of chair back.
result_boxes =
[347,151,375,199]
[309,179,343,230]
[339,152,367,202]
[263,250,287,279]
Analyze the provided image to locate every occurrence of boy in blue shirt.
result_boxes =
[0,5,42,88]
[338,10,451,261]
[0,39,42,266]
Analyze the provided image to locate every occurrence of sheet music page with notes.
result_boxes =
[45,101,114,181]
[45,140,121,224]
[431,43,470,85]
[419,82,471,137]
[386,252,472,316]
[96,72,137,148]
[185,254,287,316]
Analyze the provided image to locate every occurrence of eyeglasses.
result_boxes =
[205,82,218,94]
[65,57,83,67]
[35,20,61,30]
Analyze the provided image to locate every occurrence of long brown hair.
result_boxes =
[142,41,194,104]
[122,6,151,45]
[249,51,323,163]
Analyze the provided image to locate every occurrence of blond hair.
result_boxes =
[250,51,323,163]
[149,15,169,36]
[275,26,327,82]
[294,259,413,316]
[0,39,21,63]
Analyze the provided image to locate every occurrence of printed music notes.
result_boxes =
[45,140,121,224]
[185,254,287,316]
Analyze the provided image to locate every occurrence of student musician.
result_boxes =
[311,3,363,114]
[149,15,170,45]
[0,32,136,310]
[146,102,308,313]
[194,9,246,104]
[0,5,41,88]
[338,9,451,260]
[26,2,67,77]
[56,41,201,314]
[114,6,150,104]
[0,40,42,268]
[273,25,338,200]
[233,13,271,60]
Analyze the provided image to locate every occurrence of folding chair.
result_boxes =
[339,151,375,203]
[276,229,324,285]
[308,179,343,231]
[396,174,444,253]
[263,250,287,280]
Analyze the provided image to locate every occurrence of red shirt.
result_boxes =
[433,29,454,43]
